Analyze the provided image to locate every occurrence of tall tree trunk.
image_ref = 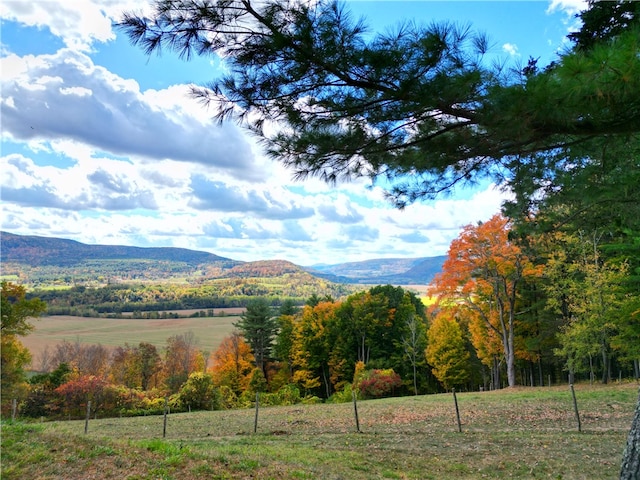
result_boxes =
[538,357,544,387]
[506,348,516,388]
[620,388,640,480]
[505,318,516,387]
[322,365,330,399]
[601,342,609,384]
[492,356,501,390]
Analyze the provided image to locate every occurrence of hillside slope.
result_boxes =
[1,231,444,286]
[0,231,235,266]
[309,256,445,284]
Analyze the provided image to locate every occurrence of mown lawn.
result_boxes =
[2,383,638,479]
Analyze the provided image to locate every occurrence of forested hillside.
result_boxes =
[1,232,443,287]
[310,256,445,284]
[1,231,235,266]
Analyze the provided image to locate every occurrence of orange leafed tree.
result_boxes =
[431,214,543,388]
[208,332,255,395]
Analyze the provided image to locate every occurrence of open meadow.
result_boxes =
[2,383,638,479]
[21,310,243,364]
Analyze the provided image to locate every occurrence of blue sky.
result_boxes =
[0,0,585,266]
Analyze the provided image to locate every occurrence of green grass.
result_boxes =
[3,383,637,479]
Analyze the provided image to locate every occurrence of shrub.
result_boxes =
[327,383,354,404]
[218,385,238,410]
[260,384,301,406]
[357,369,402,399]
[177,372,217,410]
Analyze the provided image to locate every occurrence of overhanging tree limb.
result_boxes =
[118,0,640,205]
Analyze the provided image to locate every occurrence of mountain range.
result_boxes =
[0,231,445,286]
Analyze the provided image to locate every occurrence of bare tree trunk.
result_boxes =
[322,365,330,399]
[492,356,501,390]
[506,347,516,388]
[620,387,640,480]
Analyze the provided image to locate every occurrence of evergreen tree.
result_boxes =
[234,298,278,376]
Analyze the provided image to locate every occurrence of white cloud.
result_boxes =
[502,43,519,57]
[0,0,150,52]
[0,49,263,180]
[546,0,587,17]
[546,0,587,33]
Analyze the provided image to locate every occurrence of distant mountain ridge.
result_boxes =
[1,231,444,285]
[309,256,445,285]
[0,231,236,266]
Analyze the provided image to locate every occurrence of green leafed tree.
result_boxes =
[1,281,46,412]
[234,298,278,377]
[426,308,470,391]
[119,0,640,207]
[545,230,630,383]
[178,371,217,410]
[395,292,427,395]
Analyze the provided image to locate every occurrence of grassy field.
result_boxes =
[22,310,243,363]
[2,383,638,479]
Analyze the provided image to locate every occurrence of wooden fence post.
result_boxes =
[84,400,91,434]
[254,392,260,434]
[570,384,581,432]
[352,389,361,433]
[163,397,168,438]
[452,388,462,433]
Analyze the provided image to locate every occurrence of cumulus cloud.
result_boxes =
[546,0,587,33]
[317,203,364,224]
[343,225,379,242]
[0,50,261,180]
[546,0,587,17]
[1,153,158,211]
[0,0,521,266]
[189,175,314,220]
[502,43,519,57]
[397,231,429,243]
[0,0,147,52]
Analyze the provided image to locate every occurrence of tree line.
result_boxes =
[2,203,638,419]
[29,276,358,317]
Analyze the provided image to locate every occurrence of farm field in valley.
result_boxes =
[2,383,638,479]
[21,310,243,363]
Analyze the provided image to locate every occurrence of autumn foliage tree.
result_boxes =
[208,332,255,395]
[109,342,161,390]
[162,332,204,393]
[1,281,46,412]
[431,214,543,388]
[426,308,470,390]
[291,301,340,397]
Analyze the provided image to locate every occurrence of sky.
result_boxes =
[0,0,586,266]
